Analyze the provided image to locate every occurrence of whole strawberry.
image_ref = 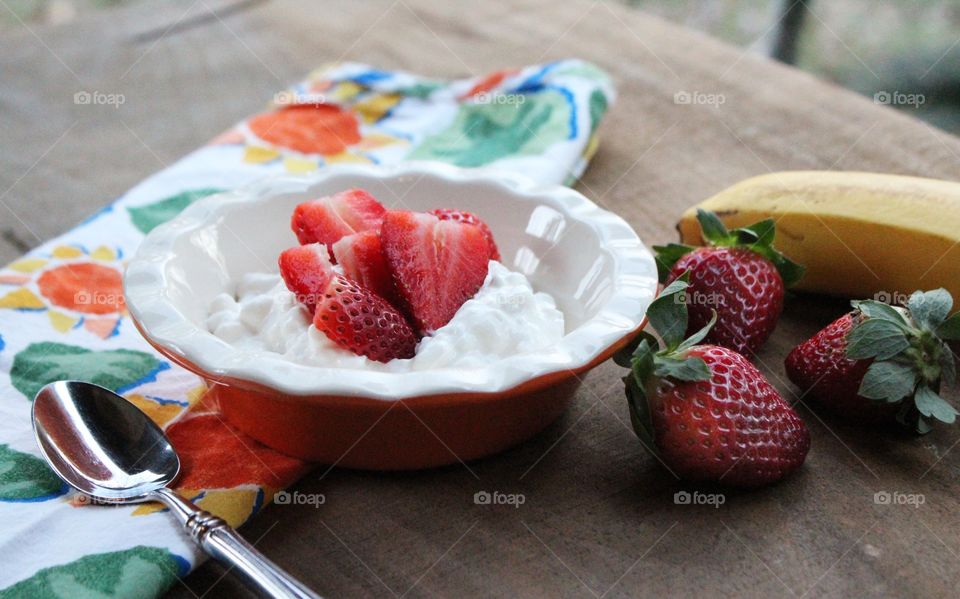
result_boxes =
[786,290,960,433]
[617,275,810,487]
[654,210,804,355]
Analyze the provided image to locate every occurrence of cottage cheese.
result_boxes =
[206,261,565,371]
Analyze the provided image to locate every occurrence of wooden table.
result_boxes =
[4,1,960,597]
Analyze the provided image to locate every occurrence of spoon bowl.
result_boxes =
[33,380,179,503]
[31,380,321,598]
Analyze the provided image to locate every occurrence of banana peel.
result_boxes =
[678,171,960,302]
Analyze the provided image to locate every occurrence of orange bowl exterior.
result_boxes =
[133,316,643,469]
[212,377,581,469]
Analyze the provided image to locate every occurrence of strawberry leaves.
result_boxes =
[627,273,715,377]
[848,288,960,433]
[617,273,716,451]
[850,299,908,326]
[652,243,696,283]
[653,209,805,286]
[858,360,917,403]
[915,385,958,424]
[936,313,960,340]
[908,288,952,330]
[846,319,910,360]
[645,277,693,350]
[941,344,957,388]
[697,209,731,242]
[653,354,712,380]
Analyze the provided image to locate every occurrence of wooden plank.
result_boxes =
[3,0,960,597]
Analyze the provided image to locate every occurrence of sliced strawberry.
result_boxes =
[313,274,417,362]
[291,189,386,260]
[332,230,397,305]
[278,243,333,314]
[381,211,492,334]
[430,208,501,261]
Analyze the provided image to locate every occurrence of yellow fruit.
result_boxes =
[678,171,960,302]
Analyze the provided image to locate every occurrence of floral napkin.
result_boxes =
[0,60,614,598]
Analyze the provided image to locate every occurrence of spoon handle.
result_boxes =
[152,487,322,599]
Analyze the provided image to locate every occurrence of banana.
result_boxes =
[678,171,960,302]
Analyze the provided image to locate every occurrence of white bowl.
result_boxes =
[126,163,657,467]
[125,162,657,400]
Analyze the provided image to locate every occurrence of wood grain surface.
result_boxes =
[3,1,960,597]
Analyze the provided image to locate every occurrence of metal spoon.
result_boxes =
[32,380,322,599]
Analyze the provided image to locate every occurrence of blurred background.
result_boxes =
[6,0,958,132]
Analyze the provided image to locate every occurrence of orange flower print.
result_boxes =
[247,104,361,155]
[459,69,519,101]
[167,413,307,490]
[0,245,127,338]
[37,263,125,315]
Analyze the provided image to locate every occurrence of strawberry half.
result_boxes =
[291,189,386,260]
[279,243,417,362]
[332,230,397,305]
[278,243,333,314]
[654,209,804,355]
[313,275,417,363]
[429,208,501,261]
[786,290,960,434]
[381,210,492,334]
[616,274,810,487]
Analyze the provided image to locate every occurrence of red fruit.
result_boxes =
[785,313,885,421]
[620,275,809,486]
[332,230,397,305]
[648,345,810,486]
[667,247,784,355]
[786,290,960,434]
[279,243,417,362]
[291,189,386,259]
[381,210,492,334]
[312,274,417,363]
[654,209,804,355]
[429,208,501,261]
[278,244,333,314]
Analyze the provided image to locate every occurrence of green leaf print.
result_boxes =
[127,188,224,234]
[588,89,608,135]
[399,81,443,99]
[408,88,572,167]
[0,444,65,501]
[552,61,612,86]
[10,342,167,401]
[0,546,188,599]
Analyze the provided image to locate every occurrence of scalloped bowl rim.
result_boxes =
[124,162,657,401]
